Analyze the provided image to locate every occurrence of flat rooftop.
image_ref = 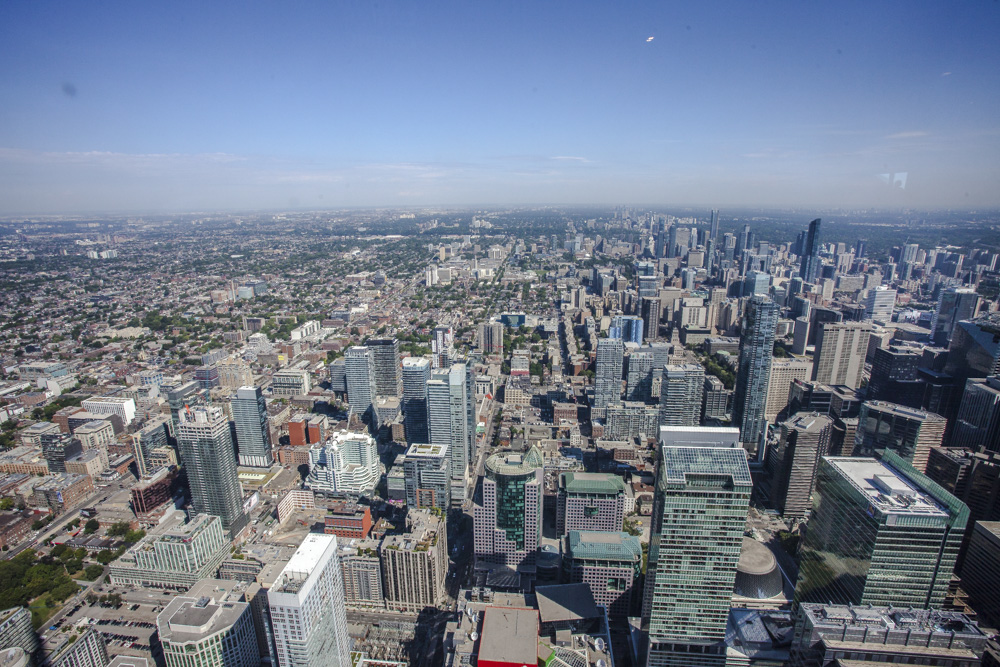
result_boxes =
[826,458,948,518]
[478,607,538,666]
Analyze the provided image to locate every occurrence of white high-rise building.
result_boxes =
[427,363,475,505]
[863,286,896,324]
[268,534,352,667]
[306,430,379,495]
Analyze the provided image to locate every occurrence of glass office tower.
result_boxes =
[642,443,752,667]
[795,452,968,609]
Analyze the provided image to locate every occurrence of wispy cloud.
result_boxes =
[884,131,929,140]
[549,156,591,163]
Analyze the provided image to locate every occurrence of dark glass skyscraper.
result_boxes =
[733,295,779,452]
[795,453,967,609]
[402,357,431,444]
[799,218,822,283]
[231,385,273,468]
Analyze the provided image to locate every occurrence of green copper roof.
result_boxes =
[560,472,625,495]
[566,530,642,562]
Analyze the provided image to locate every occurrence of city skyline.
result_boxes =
[2,2,1000,214]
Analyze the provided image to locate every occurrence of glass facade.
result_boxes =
[733,295,779,452]
[795,453,968,609]
[643,445,752,667]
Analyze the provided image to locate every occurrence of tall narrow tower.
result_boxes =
[268,533,352,667]
[231,385,273,468]
[733,295,779,452]
[402,357,431,444]
[177,405,247,538]
[799,218,822,283]
[344,346,377,420]
[642,439,752,667]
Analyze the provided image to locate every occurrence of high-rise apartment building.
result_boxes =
[853,401,947,472]
[177,405,248,538]
[231,385,273,468]
[811,322,872,389]
[381,510,448,613]
[625,350,654,402]
[344,346,377,420]
[555,472,625,536]
[338,539,383,609]
[268,534,352,667]
[47,627,108,667]
[794,453,967,609]
[641,297,662,342]
[659,363,704,427]
[0,607,39,665]
[594,338,625,418]
[403,442,451,510]
[401,357,431,444]
[767,412,832,519]
[733,295,779,451]
[709,209,719,240]
[642,440,752,667]
[765,359,812,422]
[306,430,379,495]
[563,530,642,618]
[477,321,504,355]
[367,337,402,398]
[427,363,475,504]
[473,447,543,572]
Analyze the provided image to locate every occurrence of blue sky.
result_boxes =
[1,1,998,213]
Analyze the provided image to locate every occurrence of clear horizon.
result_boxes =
[3,1,999,215]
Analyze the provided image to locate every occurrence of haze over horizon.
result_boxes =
[2,1,999,215]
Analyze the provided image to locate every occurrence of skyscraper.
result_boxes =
[367,338,402,397]
[811,322,873,389]
[799,218,822,283]
[659,363,704,427]
[268,534,352,667]
[403,442,451,510]
[932,286,983,346]
[733,295,779,452]
[641,297,662,342]
[953,376,1000,451]
[477,321,504,355]
[863,286,896,324]
[642,440,752,667]
[473,447,543,572]
[344,346,377,421]
[767,412,832,519]
[177,405,248,538]
[794,453,967,609]
[594,338,625,417]
[231,385,273,468]
[402,357,431,444]
[709,209,719,240]
[853,401,947,473]
[427,362,475,505]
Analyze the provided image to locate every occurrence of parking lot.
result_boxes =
[41,593,162,662]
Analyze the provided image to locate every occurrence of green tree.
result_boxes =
[81,564,103,581]
[106,521,130,538]
[83,519,100,535]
